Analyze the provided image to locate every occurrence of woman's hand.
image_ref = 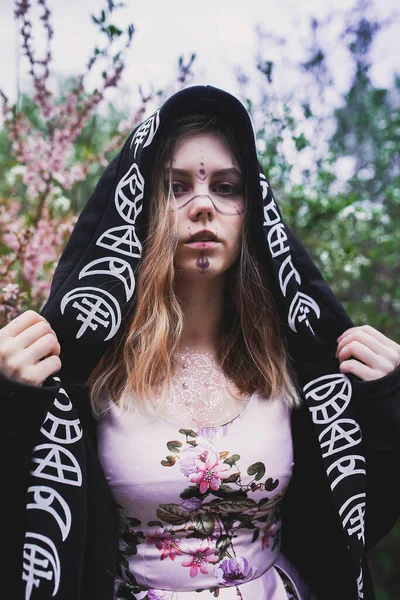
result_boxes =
[336,324,400,382]
[0,310,61,386]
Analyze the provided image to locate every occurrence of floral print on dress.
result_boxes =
[115,426,286,598]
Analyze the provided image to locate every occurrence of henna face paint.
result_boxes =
[196,251,210,274]
[171,194,244,217]
[198,159,207,181]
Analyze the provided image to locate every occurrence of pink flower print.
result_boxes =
[189,452,232,494]
[179,438,215,478]
[181,538,219,578]
[146,529,182,561]
[261,522,279,550]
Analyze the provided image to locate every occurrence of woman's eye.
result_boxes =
[172,182,187,194]
[214,182,242,195]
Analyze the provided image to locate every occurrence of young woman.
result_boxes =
[0,85,399,600]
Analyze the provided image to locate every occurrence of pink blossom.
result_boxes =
[179,438,215,478]
[261,522,279,550]
[2,283,19,299]
[146,529,182,561]
[189,452,232,494]
[181,538,219,578]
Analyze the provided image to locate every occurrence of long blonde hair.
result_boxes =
[88,114,300,414]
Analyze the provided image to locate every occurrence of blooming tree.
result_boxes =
[0,0,196,326]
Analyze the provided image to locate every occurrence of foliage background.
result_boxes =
[0,0,398,597]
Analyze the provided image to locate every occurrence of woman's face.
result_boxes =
[168,132,246,279]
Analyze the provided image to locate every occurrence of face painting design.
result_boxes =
[169,133,246,279]
[196,252,210,274]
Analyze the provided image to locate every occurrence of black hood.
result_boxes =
[39,85,366,594]
[41,84,351,383]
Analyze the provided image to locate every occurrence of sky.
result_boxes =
[0,0,399,114]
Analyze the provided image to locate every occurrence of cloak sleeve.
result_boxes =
[352,365,400,548]
[0,371,61,591]
[0,370,61,456]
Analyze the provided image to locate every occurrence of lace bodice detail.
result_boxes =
[158,349,248,428]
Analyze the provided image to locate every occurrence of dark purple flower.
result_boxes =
[179,497,203,512]
[215,556,257,586]
[147,590,168,599]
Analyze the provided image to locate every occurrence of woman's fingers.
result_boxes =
[338,325,400,356]
[338,358,384,381]
[8,319,57,351]
[337,325,400,381]
[22,354,62,386]
[336,329,398,364]
[0,309,45,338]
[23,333,61,364]
[0,310,62,386]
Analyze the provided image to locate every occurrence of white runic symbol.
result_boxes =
[27,486,72,541]
[259,173,270,200]
[263,197,281,227]
[339,493,366,545]
[115,162,145,224]
[40,413,83,444]
[327,455,366,490]
[31,443,83,486]
[319,418,362,458]
[23,533,60,599]
[357,569,364,599]
[304,374,352,424]
[53,387,73,411]
[130,110,160,158]
[79,257,135,301]
[96,225,142,258]
[288,291,321,334]
[278,255,301,297]
[267,223,289,257]
[74,298,109,335]
[60,287,121,341]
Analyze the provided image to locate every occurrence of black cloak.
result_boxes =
[4,85,399,600]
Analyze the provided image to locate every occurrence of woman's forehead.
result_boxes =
[170,132,241,170]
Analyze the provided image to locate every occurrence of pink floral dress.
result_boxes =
[97,393,317,599]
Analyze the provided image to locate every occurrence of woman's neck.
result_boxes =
[174,274,225,354]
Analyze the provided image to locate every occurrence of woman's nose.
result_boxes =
[188,193,216,221]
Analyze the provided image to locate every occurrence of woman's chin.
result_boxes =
[174,262,227,280]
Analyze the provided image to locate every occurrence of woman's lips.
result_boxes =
[185,241,220,249]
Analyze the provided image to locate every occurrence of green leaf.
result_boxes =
[293,132,309,151]
[194,513,215,535]
[264,477,279,491]
[167,440,183,453]
[211,485,247,499]
[252,528,260,543]
[223,472,240,484]
[179,428,197,438]
[161,455,176,467]
[126,516,141,527]
[180,486,203,499]
[247,462,266,481]
[147,521,162,527]
[156,504,187,525]
[212,499,258,514]
[223,454,240,466]
[216,534,231,552]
